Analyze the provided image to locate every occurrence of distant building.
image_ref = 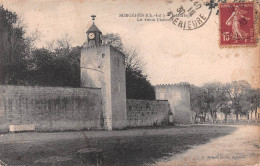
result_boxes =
[155,83,191,125]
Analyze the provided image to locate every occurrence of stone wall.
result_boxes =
[0,85,102,133]
[127,99,170,127]
[155,83,191,125]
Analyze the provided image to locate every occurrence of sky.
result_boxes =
[1,0,259,88]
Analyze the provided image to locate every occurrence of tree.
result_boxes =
[125,67,155,100]
[101,33,123,51]
[247,88,260,121]
[47,35,81,87]
[25,48,54,85]
[191,82,227,123]
[66,46,81,87]
[220,101,232,123]
[102,33,143,72]
[190,85,208,123]
[0,5,28,84]
[25,36,81,87]
[224,80,251,120]
[201,82,226,123]
[102,33,155,100]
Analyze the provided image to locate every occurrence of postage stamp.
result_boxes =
[219,2,256,47]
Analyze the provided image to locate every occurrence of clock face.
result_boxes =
[88,33,95,39]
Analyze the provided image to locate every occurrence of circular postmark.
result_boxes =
[166,0,213,30]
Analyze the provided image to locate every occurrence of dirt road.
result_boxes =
[156,125,260,166]
[0,125,236,166]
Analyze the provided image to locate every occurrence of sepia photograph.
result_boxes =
[0,0,259,165]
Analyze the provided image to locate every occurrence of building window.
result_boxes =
[159,93,165,100]
[102,53,105,58]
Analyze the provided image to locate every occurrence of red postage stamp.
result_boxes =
[219,2,255,47]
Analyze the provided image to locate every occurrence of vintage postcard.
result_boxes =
[0,0,259,166]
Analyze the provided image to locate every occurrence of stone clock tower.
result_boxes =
[80,16,127,130]
[86,15,102,47]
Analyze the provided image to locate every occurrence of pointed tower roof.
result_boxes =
[86,15,102,33]
[87,23,102,33]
